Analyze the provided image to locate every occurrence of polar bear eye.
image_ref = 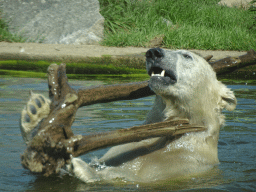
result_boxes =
[182,54,192,59]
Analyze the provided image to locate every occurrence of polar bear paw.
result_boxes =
[69,158,100,183]
[20,91,51,144]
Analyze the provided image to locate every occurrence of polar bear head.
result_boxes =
[146,48,237,135]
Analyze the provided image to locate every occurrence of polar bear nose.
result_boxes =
[146,48,164,60]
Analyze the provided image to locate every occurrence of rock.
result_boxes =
[147,34,164,48]
[0,0,104,45]
[218,0,255,9]
[155,17,173,27]
[160,17,173,27]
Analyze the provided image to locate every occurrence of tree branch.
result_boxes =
[67,119,205,157]
[76,81,154,108]
[210,49,256,75]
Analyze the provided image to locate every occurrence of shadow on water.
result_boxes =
[0,76,255,191]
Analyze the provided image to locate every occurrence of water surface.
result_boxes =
[0,77,255,191]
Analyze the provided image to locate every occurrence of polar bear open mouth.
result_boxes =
[148,66,177,85]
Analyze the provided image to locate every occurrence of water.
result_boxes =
[0,77,255,191]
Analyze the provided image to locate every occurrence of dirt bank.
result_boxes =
[0,42,248,63]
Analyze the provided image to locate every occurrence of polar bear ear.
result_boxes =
[219,83,237,111]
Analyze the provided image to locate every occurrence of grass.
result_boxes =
[99,0,256,50]
[249,0,256,30]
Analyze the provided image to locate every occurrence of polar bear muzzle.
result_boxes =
[146,48,177,86]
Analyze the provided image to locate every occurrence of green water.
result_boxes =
[0,77,255,191]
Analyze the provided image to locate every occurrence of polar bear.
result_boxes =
[20,48,236,183]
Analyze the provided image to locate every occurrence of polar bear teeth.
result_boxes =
[151,70,165,77]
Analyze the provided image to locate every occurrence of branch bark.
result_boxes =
[76,81,154,108]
